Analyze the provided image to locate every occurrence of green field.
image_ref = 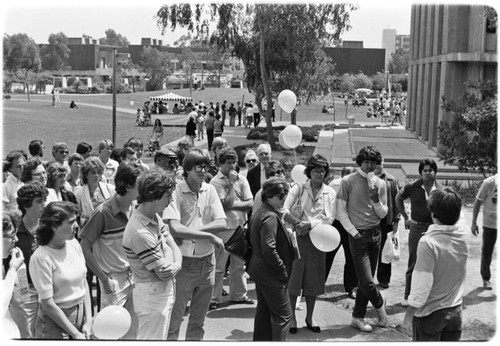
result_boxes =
[2,88,377,158]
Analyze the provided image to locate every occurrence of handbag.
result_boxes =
[224,220,252,263]
[381,231,400,264]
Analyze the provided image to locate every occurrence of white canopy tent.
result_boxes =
[149,92,193,103]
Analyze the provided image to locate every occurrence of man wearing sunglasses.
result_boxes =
[163,148,226,341]
[209,147,254,310]
[247,143,273,198]
[154,148,182,181]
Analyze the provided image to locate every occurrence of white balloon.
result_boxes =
[278,89,297,113]
[281,125,302,149]
[130,101,134,106]
[310,224,341,252]
[291,164,307,184]
[92,305,131,340]
[279,131,291,149]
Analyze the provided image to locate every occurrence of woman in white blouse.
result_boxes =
[283,155,337,334]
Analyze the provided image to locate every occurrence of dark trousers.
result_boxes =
[325,220,358,292]
[349,226,384,318]
[481,227,497,281]
[237,113,242,126]
[376,223,393,285]
[413,305,462,341]
[405,221,430,299]
[253,113,260,128]
[253,283,291,341]
[206,129,214,151]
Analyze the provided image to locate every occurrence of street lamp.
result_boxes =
[112,48,117,145]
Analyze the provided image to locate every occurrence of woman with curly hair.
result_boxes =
[21,157,47,186]
[74,157,115,228]
[46,162,77,204]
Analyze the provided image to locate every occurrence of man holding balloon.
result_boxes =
[336,146,389,333]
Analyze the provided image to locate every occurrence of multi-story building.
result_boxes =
[395,34,411,55]
[407,4,497,148]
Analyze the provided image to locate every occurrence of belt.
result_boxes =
[410,220,432,227]
[183,253,213,260]
[357,225,381,234]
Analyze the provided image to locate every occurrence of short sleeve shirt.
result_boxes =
[163,180,226,257]
[476,174,497,228]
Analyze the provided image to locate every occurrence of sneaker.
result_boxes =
[209,302,219,310]
[376,300,389,327]
[378,282,389,289]
[351,317,373,332]
[401,299,409,307]
[483,280,493,290]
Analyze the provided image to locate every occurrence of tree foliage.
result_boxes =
[39,32,71,71]
[139,46,171,91]
[156,3,356,147]
[3,33,42,101]
[387,49,409,74]
[437,80,497,175]
[99,29,130,47]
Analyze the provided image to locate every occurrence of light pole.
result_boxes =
[112,48,117,144]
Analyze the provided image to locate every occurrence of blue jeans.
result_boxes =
[133,280,175,340]
[405,221,431,299]
[168,253,215,341]
[349,226,384,318]
[481,227,497,281]
[413,305,462,341]
[35,301,85,339]
[10,284,38,339]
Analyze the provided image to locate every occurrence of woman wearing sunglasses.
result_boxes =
[242,150,258,178]
[246,177,297,341]
[252,161,285,213]
[283,154,337,334]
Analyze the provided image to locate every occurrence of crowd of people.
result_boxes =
[2,134,496,341]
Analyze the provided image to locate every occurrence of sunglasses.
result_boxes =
[194,165,208,172]
[268,169,284,177]
[246,159,257,164]
[58,150,69,154]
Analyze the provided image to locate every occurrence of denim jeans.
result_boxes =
[253,283,292,341]
[99,270,138,339]
[481,227,497,281]
[10,284,38,339]
[213,249,248,303]
[168,253,215,340]
[133,280,175,340]
[349,226,384,318]
[405,221,431,299]
[413,305,462,341]
[35,301,85,339]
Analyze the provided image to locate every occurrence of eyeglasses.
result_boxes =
[268,169,284,177]
[194,165,208,172]
[311,169,326,175]
[58,150,69,154]
[246,159,257,164]
[56,172,66,178]
[276,192,288,200]
[32,172,47,177]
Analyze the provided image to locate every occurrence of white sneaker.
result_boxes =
[401,299,409,307]
[483,280,493,290]
[376,300,389,327]
[351,317,373,332]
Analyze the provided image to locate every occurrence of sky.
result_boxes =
[2,0,416,49]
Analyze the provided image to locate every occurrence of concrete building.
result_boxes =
[396,34,411,55]
[407,4,497,149]
[382,28,397,68]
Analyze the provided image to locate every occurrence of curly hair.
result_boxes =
[3,211,20,235]
[17,182,48,216]
[21,157,44,183]
[36,201,80,246]
[355,146,382,166]
[304,154,329,179]
[80,157,105,184]
[46,162,68,188]
[262,177,289,203]
[137,168,175,204]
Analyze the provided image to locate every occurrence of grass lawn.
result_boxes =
[2,88,380,158]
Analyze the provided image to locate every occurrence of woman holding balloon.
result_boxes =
[283,154,337,334]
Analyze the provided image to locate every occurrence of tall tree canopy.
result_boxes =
[39,32,71,71]
[156,3,357,147]
[139,46,171,91]
[3,33,42,101]
[99,29,130,47]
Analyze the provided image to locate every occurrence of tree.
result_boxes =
[120,61,143,93]
[99,29,130,47]
[437,80,497,175]
[156,3,356,148]
[39,32,71,71]
[3,33,42,101]
[387,49,409,74]
[138,46,171,91]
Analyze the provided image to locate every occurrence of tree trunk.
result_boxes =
[257,6,277,150]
